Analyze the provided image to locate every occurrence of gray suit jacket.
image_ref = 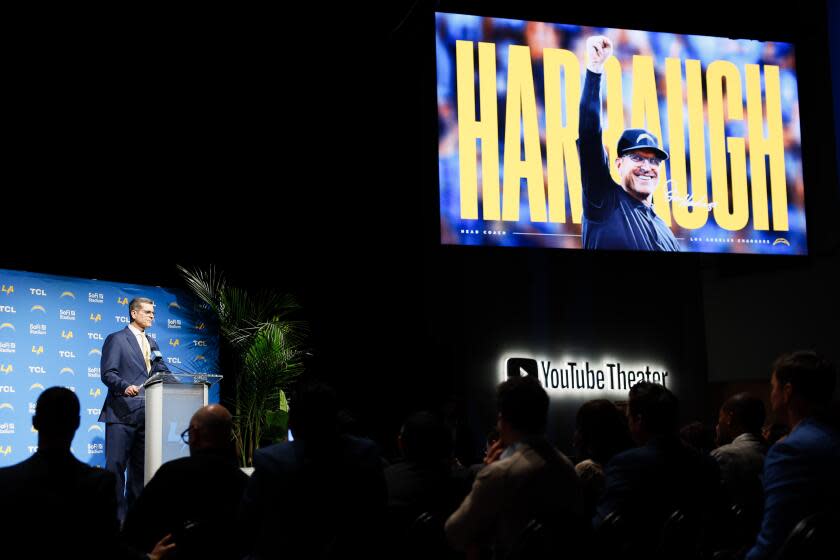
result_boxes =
[711,433,766,506]
[445,441,583,558]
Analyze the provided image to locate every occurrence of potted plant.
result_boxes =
[178,265,306,467]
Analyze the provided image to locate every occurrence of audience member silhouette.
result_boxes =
[680,420,717,456]
[0,386,175,560]
[594,382,720,558]
[238,381,387,559]
[445,375,584,559]
[573,399,634,519]
[386,411,471,514]
[122,404,248,559]
[711,393,767,538]
[746,351,840,560]
[384,410,471,557]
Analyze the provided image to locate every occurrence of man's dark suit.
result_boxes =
[98,326,168,521]
[122,450,249,559]
[0,449,119,559]
[594,435,721,554]
[238,435,387,559]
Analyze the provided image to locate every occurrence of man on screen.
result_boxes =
[98,296,170,522]
[578,35,681,251]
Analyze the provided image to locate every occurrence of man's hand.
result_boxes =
[483,439,504,465]
[147,533,176,560]
[586,35,613,74]
[124,385,140,397]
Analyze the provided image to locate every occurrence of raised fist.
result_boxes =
[586,35,613,74]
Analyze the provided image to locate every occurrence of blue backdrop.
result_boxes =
[0,268,220,466]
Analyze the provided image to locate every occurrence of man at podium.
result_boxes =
[98,297,170,522]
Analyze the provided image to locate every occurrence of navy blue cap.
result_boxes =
[617,128,669,161]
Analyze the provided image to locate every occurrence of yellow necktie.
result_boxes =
[141,334,151,373]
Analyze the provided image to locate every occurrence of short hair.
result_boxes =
[722,393,766,435]
[628,382,679,435]
[575,399,633,465]
[497,376,549,435]
[773,351,837,406]
[33,387,80,437]
[399,411,453,463]
[129,297,155,315]
[289,381,338,440]
[679,421,716,455]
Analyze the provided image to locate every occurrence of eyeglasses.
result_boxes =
[180,427,190,444]
[625,153,662,166]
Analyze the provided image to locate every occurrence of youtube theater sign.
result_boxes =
[499,352,672,399]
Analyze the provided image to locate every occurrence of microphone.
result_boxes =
[153,352,200,376]
[148,349,185,377]
[146,351,218,391]
[149,346,213,378]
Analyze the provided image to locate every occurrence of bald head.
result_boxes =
[188,404,234,454]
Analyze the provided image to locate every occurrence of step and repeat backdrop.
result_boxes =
[0,268,219,466]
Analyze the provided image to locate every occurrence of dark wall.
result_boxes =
[832,0,840,202]
[703,256,840,384]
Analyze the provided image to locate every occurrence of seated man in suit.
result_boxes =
[122,404,248,560]
[445,376,584,559]
[0,386,175,560]
[711,392,767,543]
[384,411,473,557]
[238,381,387,559]
[746,351,840,560]
[595,382,720,556]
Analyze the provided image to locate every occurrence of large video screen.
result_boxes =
[436,12,806,254]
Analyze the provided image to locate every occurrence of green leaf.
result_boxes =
[177,265,307,465]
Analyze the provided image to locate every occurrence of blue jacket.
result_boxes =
[746,417,840,560]
[98,326,168,423]
[594,435,720,530]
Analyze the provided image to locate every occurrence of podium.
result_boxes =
[143,371,223,484]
